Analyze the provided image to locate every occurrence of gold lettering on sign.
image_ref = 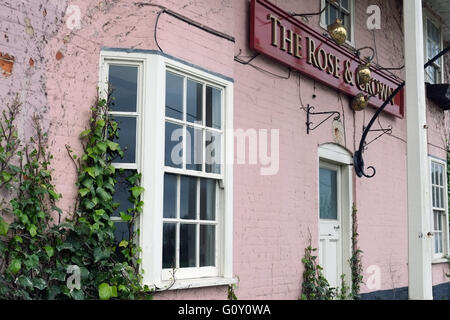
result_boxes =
[281,26,294,55]
[317,48,328,71]
[306,37,318,67]
[327,54,335,75]
[334,56,341,78]
[268,14,281,47]
[388,88,395,105]
[344,60,354,85]
[294,33,302,58]
[265,14,399,109]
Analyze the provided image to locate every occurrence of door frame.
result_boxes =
[318,143,353,290]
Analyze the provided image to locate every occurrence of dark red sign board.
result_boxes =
[250,0,404,118]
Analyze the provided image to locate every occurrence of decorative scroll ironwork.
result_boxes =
[306,104,341,135]
[354,45,450,178]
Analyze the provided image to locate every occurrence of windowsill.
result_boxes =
[432,257,449,264]
[155,277,238,291]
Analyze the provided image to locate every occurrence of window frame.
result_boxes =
[428,156,450,261]
[320,0,355,47]
[99,49,235,290]
[99,58,144,242]
[423,11,444,84]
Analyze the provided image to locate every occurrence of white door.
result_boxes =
[318,162,342,289]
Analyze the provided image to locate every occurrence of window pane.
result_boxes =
[205,131,221,174]
[341,0,349,10]
[112,170,135,218]
[109,65,137,113]
[437,212,443,230]
[329,5,337,23]
[180,224,196,268]
[114,222,130,243]
[164,174,177,219]
[427,20,441,60]
[180,176,197,220]
[434,211,440,230]
[200,225,215,267]
[432,186,437,208]
[187,79,203,124]
[200,179,216,221]
[166,72,184,120]
[434,232,440,253]
[112,116,136,164]
[186,126,202,171]
[163,223,176,269]
[206,86,222,129]
[319,168,338,220]
[165,121,183,168]
[342,13,350,32]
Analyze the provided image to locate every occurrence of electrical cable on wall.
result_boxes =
[149,3,235,53]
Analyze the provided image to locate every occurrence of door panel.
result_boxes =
[318,163,342,289]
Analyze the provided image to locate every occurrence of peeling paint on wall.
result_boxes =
[0,53,14,76]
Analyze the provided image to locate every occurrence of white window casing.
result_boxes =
[428,156,450,262]
[99,49,235,290]
[423,10,444,84]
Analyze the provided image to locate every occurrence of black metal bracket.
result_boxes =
[306,104,341,135]
[354,45,450,178]
[362,124,393,148]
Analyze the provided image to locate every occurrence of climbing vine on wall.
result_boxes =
[350,203,364,299]
[0,94,151,299]
[300,203,364,300]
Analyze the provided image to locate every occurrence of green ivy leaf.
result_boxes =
[94,247,110,263]
[17,275,33,289]
[28,225,37,237]
[24,254,39,270]
[97,119,106,128]
[85,167,96,178]
[2,171,12,182]
[106,141,120,151]
[48,189,60,200]
[80,129,91,139]
[32,277,47,290]
[79,188,90,197]
[98,283,112,300]
[130,186,145,199]
[96,142,108,153]
[70,289,85,300]
[118,240,129,248]
[96,187,112,202]
[7,259,21,275]
[44,246,54,258]
[120,212,133,222]
[0,216,9,236]
[56,241,74,252]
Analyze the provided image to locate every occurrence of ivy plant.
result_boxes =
[0,94,151,300]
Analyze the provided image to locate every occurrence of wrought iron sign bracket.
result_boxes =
[306,104,341,135]
[354,45,450,178]
[362,124,393,149]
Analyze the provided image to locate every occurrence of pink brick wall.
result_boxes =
[0,0,448,299]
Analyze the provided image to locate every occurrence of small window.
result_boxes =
[100,50,234,289]
[424,15,443,84]
[320,0,354,45]
[429,159,449,259]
